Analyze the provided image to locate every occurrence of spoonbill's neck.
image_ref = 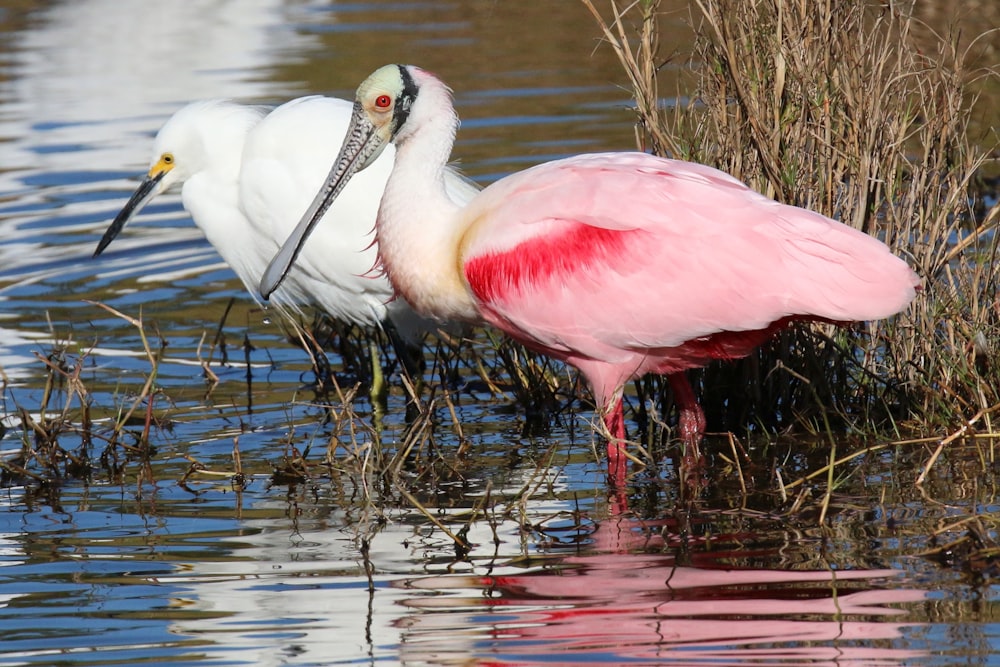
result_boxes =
[375,93,481,323]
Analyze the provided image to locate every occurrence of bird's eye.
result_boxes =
[374,94,392,109]
[162,153,174,164]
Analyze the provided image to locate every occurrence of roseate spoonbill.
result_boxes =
[94,96,479,391]
[260,65,920,488]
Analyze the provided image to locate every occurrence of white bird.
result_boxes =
[95,96,480,389]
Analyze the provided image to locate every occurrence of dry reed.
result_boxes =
[582,0,1000,437]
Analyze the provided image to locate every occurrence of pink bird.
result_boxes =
[261,64,920,493]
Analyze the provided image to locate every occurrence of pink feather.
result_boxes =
[463,153,918,412]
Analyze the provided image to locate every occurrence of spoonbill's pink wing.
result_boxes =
[461,152,918,367]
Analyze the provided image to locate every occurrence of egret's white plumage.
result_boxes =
[95,96,479,345]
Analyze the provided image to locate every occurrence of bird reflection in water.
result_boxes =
[393,517,926,666]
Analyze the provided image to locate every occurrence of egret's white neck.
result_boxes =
[375,83,481,323]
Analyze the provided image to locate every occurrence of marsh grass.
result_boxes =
[6,304,1000,565]
[582,0,1000,439]
[0,342,94,487]
[0,305,164,488]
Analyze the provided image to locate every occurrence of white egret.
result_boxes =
[95,96,480,395]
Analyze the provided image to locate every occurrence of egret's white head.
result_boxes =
[94,99,262,257]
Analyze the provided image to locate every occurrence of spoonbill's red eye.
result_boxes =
[375,94,392,109]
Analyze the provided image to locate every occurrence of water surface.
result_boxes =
[0,1,998,665]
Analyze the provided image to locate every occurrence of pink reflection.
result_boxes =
[394,518,926,666]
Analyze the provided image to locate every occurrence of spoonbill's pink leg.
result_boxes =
[602,397,629,513]
[668,373,706,448]
[668,373,708,496]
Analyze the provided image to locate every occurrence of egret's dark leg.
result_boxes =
[385,322,426,422]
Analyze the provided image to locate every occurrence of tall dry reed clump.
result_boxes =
[583,0,999,438]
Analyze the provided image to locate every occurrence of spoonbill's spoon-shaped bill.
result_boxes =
[262,65,921,494]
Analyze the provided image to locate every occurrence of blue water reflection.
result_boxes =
[0,483,934,666]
